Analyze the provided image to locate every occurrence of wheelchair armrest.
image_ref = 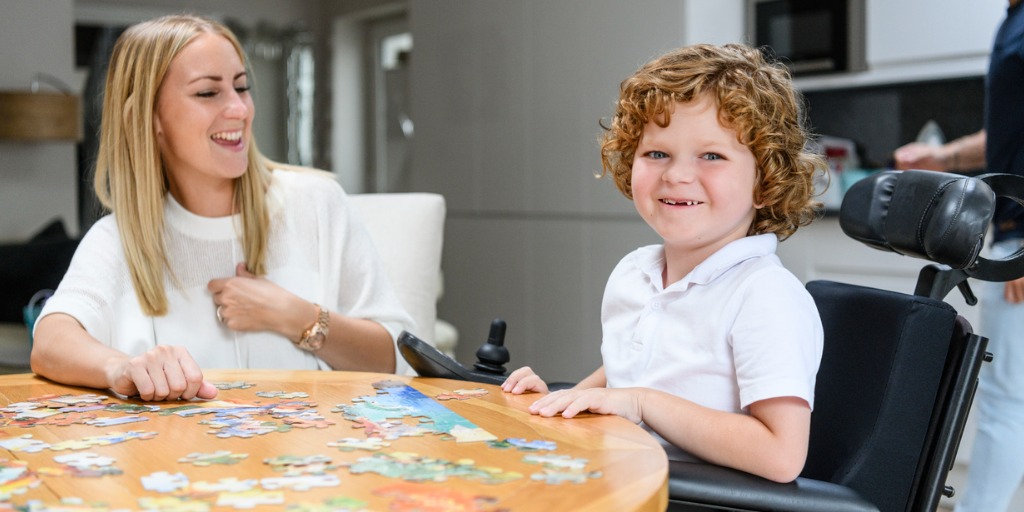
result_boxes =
[668,461,879,512]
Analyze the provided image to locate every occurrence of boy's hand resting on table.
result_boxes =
[528,387,643,424]
[108,345,218,401]
[502,366,641,424]
[501,366,549,394]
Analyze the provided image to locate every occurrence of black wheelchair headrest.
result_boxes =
[840,170,1024,282]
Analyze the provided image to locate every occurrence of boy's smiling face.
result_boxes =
[630,94,759,279]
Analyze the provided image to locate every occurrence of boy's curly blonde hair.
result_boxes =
[600,43,826,240]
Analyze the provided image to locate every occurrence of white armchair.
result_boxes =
[347,193,457,361]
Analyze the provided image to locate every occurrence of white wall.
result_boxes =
[409,0,745,381]
[0,0,78,241]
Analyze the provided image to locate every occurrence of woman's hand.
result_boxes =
[527,387,642,423]
[502,366,549,394]
[208,263,311,340]
[107,345,217,401]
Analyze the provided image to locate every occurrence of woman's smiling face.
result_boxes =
[154,32,253,192]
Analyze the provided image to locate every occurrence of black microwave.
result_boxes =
[747,0,866,76]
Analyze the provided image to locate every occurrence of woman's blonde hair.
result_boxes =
[94,14,273,315]
[600,43,826,240]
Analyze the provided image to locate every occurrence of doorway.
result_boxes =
[365,15,413,193]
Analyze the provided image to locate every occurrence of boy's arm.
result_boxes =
[572,366,607,390]
[530,387,809,482]
[640,391,810,483]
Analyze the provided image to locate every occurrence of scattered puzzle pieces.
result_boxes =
[104,403,160,414]
[522,453,603,485]
[46,394,109,407]
[529,468,604,485]
[280,411,335,429]
[201,417,291,439]
[0,459,41,500]
[255,391,309,399]
[263,455,336,476]
[487,438,557,451]
[374,481,504,512]
[285,496,368,512]
[212,381,256,390]
[521,453,589,471]
[16,497,118,511]
[53,452,116,468]
[449,424,498,443]
[216,489,285,508]
[327,438,390,452]
[179,451,248,467]
[85,415,150,427]
[190,477,259,494]
[35,411,99,427]
[0,435,50,453]
[49,430,157,452]
[434,388,488,401]
[142,471,190,493]
[345,452,521,484]
[138,495,212,511]
[260,474,340,492]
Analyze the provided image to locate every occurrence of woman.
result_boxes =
[30,14,413,401]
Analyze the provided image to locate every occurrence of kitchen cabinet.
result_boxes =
[796,0,1005,91]
[866,0,1004,70]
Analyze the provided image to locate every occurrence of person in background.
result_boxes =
[30,14,413,402]
[503,43,826,483]
[892,1,1024,510]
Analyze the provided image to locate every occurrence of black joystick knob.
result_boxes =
[473,318,510,375]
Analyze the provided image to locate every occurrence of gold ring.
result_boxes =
[216,306,224,323]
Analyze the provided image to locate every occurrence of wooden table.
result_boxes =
[0,370,668,511]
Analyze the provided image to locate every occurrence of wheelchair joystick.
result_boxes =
[395,318,511,385]
[473,318,510,375]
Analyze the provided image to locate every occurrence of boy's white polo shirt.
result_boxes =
[601,234,823,417]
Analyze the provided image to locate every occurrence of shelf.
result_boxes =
[794,55,988,92]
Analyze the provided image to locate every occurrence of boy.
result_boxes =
[502,43,826,483]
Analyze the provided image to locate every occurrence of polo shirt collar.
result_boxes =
[639,234,778,291]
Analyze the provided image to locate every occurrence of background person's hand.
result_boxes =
[892,142,948,171]
[1005,277,1024,304]
[107,345,217,401]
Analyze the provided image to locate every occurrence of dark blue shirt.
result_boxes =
[986,2,1024,241]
